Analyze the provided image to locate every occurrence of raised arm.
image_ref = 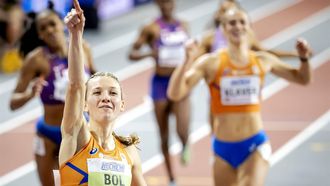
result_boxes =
[260,38,312,85]
[59,0,89,165]
[167,40,211,101]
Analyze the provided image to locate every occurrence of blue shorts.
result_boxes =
[212,130,269,169]
[36,117,62,145]
[150,74,170,101]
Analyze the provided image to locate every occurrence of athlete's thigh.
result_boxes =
[172,96,190,125]
[213,155,238,186]
[34,134,59,186]
[153,100,171,135]
[238,151,269,186]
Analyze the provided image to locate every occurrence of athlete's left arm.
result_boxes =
[127,146,147,186]
[249,28,298,58]
[258,38,312,85]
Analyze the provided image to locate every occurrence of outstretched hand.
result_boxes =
[296,38,312,58]
[184,39,199,65]
[30,76,48,97]
[64,0,85,34]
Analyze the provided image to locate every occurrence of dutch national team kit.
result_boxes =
[209,49,271,168]
[60,135,133,186]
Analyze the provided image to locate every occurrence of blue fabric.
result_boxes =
[78,0,95,7]
[150,74,171,101]
[212,130,268,169]
[66,162,88,184]
[36,117,62,145]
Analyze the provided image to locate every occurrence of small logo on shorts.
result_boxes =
[249,143,256,152]
[90,147,98,155]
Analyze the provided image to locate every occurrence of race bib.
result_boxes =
[53,67,89,101]
[158,30,187,67]
[87,158,132,186]
[220,76,260,105]
[160,30,187,45]
[53,66,69,101]
[158,45,185,67]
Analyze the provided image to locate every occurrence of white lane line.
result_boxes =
[0,0,302,96]
[263,6,330,48]
[249,0,302,22]
[115,96,153,129]
[114,59,153,82]
[142,123,210,173]
[0,108,42,135]
[270,109,330,166]
[0,162,36,186]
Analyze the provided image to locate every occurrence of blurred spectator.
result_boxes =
[21,0,72,18]
[0,0,25,73]
[73,0,100,30]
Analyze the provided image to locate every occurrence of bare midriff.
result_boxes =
[155,66,175,76]
[214,112,263,141]
[43,104,65,126]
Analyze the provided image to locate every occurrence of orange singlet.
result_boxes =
[60,135,133,186]
[209,49,265,114]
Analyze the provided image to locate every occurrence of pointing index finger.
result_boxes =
[73,0,83,13]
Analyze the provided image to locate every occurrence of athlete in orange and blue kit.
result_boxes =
[59,1,146,185]
[208,49,270,169]
[167,8,312,186]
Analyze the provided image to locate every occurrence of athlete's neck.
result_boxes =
[227,42,250,66]
[90,123,115,151]
[48,40,68,58]
[161,15,175,23]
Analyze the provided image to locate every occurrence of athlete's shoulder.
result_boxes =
[139,19,159,35]
[23,47,47,67]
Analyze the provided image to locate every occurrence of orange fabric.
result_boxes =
[59,135,132,186]
[208,49,265,114]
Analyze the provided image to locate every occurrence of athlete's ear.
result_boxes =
[84,101,88,112]
[120,100,125,112]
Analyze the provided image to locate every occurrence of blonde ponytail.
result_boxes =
[112,132,140,147]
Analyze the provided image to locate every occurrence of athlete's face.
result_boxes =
[222,9,249,45]
[36,12,65,49]
[86,76,124,124]
[157,0,174,19]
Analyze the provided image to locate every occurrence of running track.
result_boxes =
[0,0,330,185]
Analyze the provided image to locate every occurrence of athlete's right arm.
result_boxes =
[59,0,90,166]
[167,40,211,101]
[128,25,154,61]
[9,50,47,110]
